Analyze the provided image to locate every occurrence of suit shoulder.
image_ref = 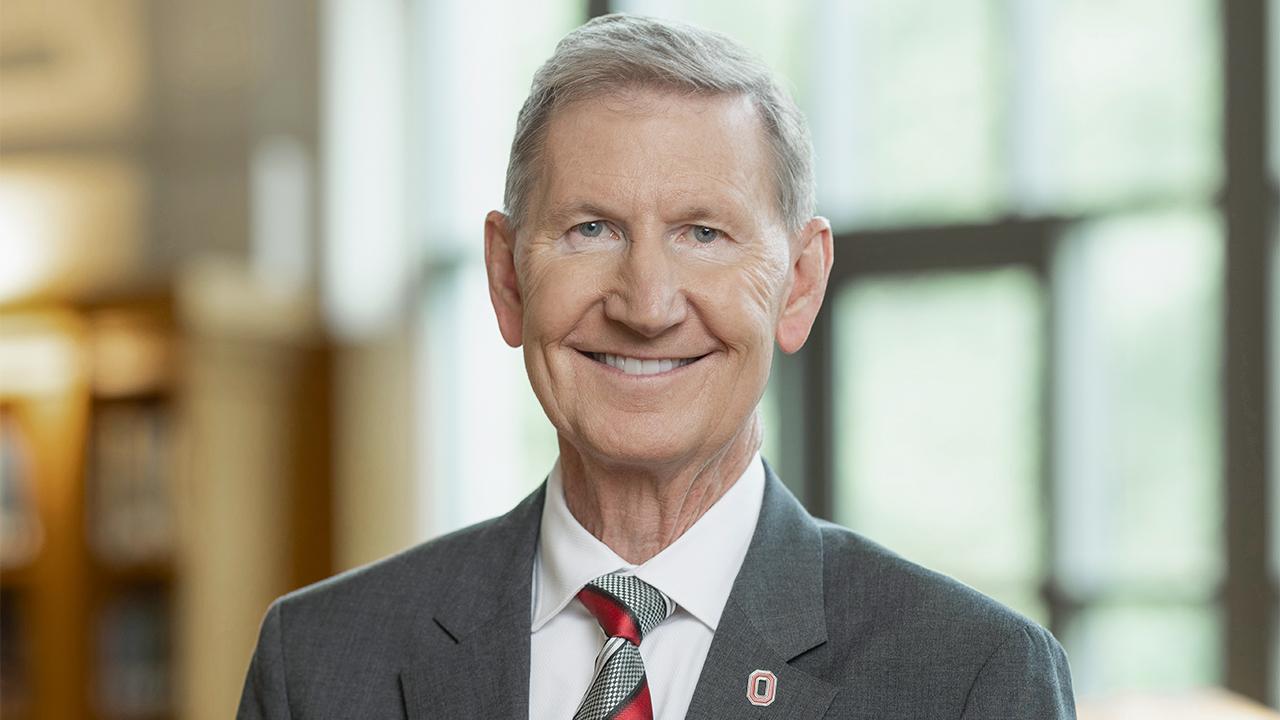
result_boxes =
[272,513,511,622]
[809,520,1074,716]
[815,519,1052,646]
[240,509,540,717]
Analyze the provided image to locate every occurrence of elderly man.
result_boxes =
[239,14,1075,720]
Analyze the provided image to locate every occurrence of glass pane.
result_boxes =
[759,376,781,470]
[1024,0,1221,211]
[612,0,813,90]
[420,263,558,536]
[760,349,810,504]
[1063,602,1221,696]
[1053,209,1223,594]
[812,1,1006,228]
[819,0,1006,227]
[833,267,1044,619]
[607,1,1221,222]
[409,0,582,250]
[615,0,1006,229]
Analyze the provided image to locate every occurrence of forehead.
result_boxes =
[532,88,778,229]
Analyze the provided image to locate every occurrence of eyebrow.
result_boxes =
[541,200,738,230]
[675,206,723,226]
[541,201,619,229]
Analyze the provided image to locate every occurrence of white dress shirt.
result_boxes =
[528,453,765,720]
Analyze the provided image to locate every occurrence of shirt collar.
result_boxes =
[531,452,765,633]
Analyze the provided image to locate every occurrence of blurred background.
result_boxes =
[0,0,1276,718]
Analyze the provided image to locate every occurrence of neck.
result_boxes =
[558,414,762,564]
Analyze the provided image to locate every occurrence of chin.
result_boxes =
[571,413,704,469]
[573,404,747,471]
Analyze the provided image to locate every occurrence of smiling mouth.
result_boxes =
[582,351,707,376]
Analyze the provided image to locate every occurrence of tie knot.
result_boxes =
[576,573,674,645]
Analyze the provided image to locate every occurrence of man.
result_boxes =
[239,14,1075,720]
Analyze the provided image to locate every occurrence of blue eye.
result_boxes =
[692,226,720,243]
[576,221,605,238]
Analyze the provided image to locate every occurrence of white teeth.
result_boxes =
[593,353,698,376]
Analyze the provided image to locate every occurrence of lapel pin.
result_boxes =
[747,669,777,707]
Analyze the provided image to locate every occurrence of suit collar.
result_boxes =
[400,484,545,719]
[726,460,828,659]
[399,460,837,719]
[685,461,838,719]
[430,484,545,638]
[416,459,817,650]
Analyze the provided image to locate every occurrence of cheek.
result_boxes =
[686,247,789,346]
[518,252,611,341]
[517,253,611,426]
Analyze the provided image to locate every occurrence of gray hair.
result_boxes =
[503,13,815,233]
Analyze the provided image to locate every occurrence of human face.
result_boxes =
[486,88,831,470]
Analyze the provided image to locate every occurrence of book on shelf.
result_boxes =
[87,402,174,567]
[95,588,170,718]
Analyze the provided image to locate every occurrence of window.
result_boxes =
[408,0,1274,705]
[618,0,1240,702]
[1054,209,1224,692]
[834,267,1045,620]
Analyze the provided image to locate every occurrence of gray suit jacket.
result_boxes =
[238,463,1075,718]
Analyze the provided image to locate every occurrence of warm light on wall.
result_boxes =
[0,157,147,304]
[0,312,85,398]
[0,171,69,302]
[88,311,172,398]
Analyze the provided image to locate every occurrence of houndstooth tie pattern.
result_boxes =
[573,573,675,720]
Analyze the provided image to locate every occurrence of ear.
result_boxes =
[776,216,834,354]
[484,210,524,347]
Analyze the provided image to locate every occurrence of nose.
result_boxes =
[603,235,688,337]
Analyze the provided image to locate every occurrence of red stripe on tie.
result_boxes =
[612,679,653,720]
[577,585,642,645]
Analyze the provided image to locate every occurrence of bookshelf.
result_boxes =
[1,289,339,719]
[84,300,177,720]
[0,308,95,720]
[1,299,176,720]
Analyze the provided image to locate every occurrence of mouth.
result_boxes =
[579,350,708,377]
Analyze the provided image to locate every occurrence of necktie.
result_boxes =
[572,573,675,720]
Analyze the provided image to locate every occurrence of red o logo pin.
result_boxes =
[747,669,777,707]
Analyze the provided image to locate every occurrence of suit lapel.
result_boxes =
[399,485,545,719]
[686,463,838,720]
[396,464,836,718]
